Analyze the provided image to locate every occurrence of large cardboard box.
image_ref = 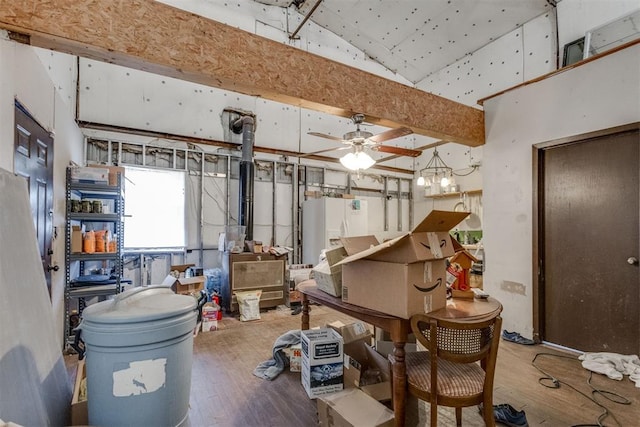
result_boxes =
[301,328,344,399]
[317,388,394,427]
[342,259,448,319]
[338,211,468,319]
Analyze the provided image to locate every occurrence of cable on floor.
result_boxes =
[531,352,631,427]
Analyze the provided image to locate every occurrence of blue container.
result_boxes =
[204,268,222,300]
[80,286,197,427]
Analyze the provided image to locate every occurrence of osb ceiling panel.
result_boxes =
[0,0,484,146]
[294,0,553,84]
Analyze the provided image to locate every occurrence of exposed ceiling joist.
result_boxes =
[0,0,485,147]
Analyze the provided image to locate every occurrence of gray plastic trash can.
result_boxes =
[80,286,197,427]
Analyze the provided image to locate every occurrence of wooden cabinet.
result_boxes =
[221,252,286,312]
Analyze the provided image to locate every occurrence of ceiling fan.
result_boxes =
[305,114,421,170]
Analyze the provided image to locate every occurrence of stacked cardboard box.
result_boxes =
[312,235,379,298]
[337,211,469,319]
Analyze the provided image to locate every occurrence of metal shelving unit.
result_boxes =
[64,167,124,348]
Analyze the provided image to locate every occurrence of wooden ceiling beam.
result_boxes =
[0,0,485,147]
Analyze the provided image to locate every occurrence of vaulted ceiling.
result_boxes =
[0,0,560,171]
[258,0,554,84]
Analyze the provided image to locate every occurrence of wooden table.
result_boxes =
[298,280,502,427]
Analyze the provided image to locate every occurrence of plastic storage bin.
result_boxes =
[80,286,197,427]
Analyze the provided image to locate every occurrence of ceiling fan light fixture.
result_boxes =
[340,150,375,171]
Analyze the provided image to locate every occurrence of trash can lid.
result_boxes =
[82,286,197,324]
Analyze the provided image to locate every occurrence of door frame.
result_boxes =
[532,122,640,343]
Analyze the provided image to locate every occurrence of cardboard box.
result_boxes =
[287,264,314,282]
[374,328,418,358]
[327,320,372,346]
[162,274,205,296]
[313,246,348,297]
[70,166,108,184]
[201,303,219,332]
[170,264,196,277]
[88,164,125,186]
[284,343,302,372]
[339,235,379,256]
[343,340,391,402]
[71,359,88,426]
[338,210,468,319]
[317,388,394,427]
[71,225,83,253]
[301,328,344,399]
[342,258,448,319]
[286,289,302,307]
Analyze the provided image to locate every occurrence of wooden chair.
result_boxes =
[389,313,502,426]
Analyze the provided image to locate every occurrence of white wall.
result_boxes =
[0,32,84,426]
[1,0,637,348]
[0,35,84,349]
[482,43,640,338]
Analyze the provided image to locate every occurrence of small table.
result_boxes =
[298,280,502,427]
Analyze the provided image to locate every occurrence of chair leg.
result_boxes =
[482,399,496,427]
[455,407,462,426]
[430,404,437,427]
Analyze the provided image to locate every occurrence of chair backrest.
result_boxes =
[411,314,502,366]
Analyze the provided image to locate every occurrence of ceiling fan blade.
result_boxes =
[299,146,351,158]
[308,132,345,142]
[367,127,413,144]
[372,145,422,157]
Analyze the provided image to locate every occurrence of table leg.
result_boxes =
[392,341,406,427]
[301,295,310,330]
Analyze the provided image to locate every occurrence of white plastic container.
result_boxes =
[80,286,197,427]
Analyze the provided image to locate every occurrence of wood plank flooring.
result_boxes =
[65,304,640,426]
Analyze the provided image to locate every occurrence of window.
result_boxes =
[124,167,185,250]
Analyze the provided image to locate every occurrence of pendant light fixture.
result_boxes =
[416,148,453,188]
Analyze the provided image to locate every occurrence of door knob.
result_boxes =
[627,257,638,265]
[47,265,59,272]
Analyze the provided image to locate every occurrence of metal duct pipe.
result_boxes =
[234,115,255,241]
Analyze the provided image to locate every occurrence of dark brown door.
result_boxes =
[14,101,55,295]
[541,128,639,354]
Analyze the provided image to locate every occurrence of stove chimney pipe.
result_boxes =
[233,115,255,241]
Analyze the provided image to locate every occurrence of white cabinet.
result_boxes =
[302,198,368,265]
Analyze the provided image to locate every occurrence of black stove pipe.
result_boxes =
[234,115,255,241]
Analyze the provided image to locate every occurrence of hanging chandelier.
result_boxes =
[416,148,454,188]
